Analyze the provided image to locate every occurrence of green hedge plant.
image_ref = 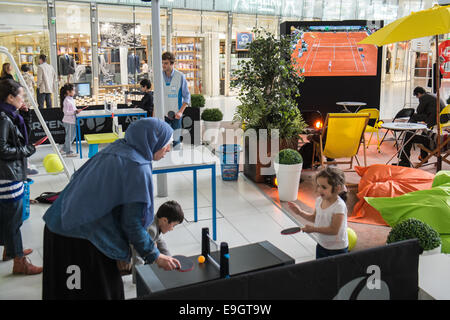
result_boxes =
[191,94,206,108]
[275,148,303,165]
[386,218,441,251]
[201,108,223,122]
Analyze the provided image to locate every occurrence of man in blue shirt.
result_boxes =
[162,52,191,148]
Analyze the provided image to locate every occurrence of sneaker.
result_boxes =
[12,256,43,275]
[27,168,39,175]
[64,153,77,158]
[391,162,410,167]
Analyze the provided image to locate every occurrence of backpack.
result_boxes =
[34,191,61,204]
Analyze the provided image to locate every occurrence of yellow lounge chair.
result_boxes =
[357,108,383,153]
[313,113,370,170]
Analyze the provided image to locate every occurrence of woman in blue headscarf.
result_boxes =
[42,117,181,300]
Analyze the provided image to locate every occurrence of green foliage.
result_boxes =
[191,94,206,108]
[275,148,303,165]
[231,28,306,139]
[201,108,223,122]
[387,218,441,251]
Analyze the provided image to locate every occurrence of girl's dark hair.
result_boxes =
[0,79,22,103]
[156,200,184,224]
[1,63,11,78]
[316,167,346,193]
[20,64,30,73]
[59,83,74,108]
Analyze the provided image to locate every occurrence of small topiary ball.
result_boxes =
[386,218,441,251]
[275,148,303,165]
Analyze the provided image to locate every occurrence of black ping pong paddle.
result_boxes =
[173,255,194,272]
[280,227,302,235]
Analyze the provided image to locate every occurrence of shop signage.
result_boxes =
[236,32,253,51]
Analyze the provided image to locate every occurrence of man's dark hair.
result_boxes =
[156,200,184,224]
[0,79,22,103]
[161,52,175,64]
[20,64,30,73]
[140,79,152,89]
[413,86,426,97]
[39,54,47,62]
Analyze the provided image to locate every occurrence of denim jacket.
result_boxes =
[43,189,160,263]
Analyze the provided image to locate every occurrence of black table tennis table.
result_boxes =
[136,241,294,297]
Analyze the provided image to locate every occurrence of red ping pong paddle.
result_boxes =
[173,255,194,272]
[281,227,302,235]
[33,136,48,146]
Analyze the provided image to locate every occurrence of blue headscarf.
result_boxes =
[59,118,173,230]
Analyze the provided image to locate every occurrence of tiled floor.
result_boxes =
[0,143,316,300]
[0,80,448,300]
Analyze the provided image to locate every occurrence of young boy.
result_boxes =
[120,200,184,274]
[147,200,184,256]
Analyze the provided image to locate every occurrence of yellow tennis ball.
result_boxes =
[347,227,357,251]
[44,155,64,173]
[43,153,58,167]
[198,255,205,264]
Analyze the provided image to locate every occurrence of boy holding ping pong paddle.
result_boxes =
[288,167,348,259]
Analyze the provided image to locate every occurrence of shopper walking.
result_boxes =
[37,54,57,109]
[0,79,42,275]
[0,63,14,81]
[59,83,79,157]
[161,51,191,148]
[42,117,181,300]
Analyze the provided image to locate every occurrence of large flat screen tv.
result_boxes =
[280,20,384,115]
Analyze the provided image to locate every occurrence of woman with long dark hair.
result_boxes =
[0,63,14,81]
[0,79,42,275]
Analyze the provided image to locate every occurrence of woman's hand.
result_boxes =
[76,109,81,114]
[175,111,183,120]
[156,254,181,271]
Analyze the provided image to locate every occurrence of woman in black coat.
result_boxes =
[0,79,42,275]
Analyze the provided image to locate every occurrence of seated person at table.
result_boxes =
[128,79,154,117]
[395,86,445,167]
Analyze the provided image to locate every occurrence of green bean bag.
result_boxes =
[365,171,450,253]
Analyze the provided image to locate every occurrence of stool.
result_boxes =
[84,133,119,158]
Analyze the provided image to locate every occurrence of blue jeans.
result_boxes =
[316,243,348,259]
[37,89,52,109]
[0,200,24,258]
[165,117,182,147]
[62,122,76,154]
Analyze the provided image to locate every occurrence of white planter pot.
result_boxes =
[203,121,221,146]
[274,162,303,202]
[421,244,442,256]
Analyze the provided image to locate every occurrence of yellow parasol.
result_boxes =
[359,4,450,171]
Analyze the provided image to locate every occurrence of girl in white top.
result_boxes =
[288,167,349,259]
[60,83,80,157]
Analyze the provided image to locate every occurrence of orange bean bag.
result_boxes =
[348,164,434,226]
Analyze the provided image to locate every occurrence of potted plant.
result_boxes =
[201,108,223,147]
[386,218,442,255]
[191,94,206,108]
[274,148,303,201]
[232,28,307,183]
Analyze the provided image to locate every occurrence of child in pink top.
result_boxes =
[60,84,80,157]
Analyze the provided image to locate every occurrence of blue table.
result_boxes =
[71,146,218,240]
[75,108,147,159]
